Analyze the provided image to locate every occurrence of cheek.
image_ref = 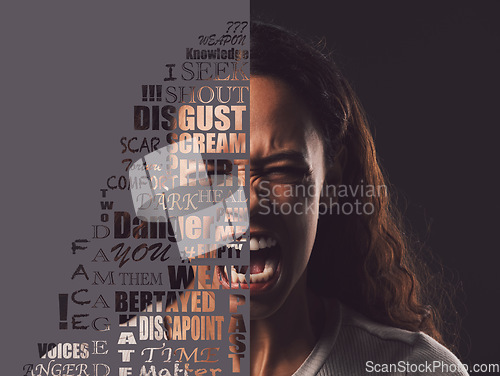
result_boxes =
[265,180,322,220]
[279,212,318,285]
[269,182,321,262]
[291,210,319,257]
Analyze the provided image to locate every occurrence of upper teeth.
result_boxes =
[225,261,277,284]
[250,236,277,250]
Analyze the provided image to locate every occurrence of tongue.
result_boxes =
[250,252,267,274]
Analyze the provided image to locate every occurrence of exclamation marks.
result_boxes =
[155,85,162,101]
[142,85,162,101]
[59,294,68,330]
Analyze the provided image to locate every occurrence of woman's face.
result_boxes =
[247,76,327,319]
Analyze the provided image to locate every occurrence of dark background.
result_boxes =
[252,0,500,367]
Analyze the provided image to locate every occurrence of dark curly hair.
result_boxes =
[251,21,456,349]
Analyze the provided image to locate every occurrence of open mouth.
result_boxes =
[218,234,281,292]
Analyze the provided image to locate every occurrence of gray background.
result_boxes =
[1,0,249,373]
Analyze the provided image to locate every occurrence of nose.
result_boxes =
[249,178,260,216]
[249,178,269,218]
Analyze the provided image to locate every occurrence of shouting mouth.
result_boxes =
[218,233,281,292]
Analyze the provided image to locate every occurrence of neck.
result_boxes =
[250,274,324,376]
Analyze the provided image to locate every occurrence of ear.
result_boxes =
[321,145,346,204]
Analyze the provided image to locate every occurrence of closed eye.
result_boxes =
[260,166,311,183]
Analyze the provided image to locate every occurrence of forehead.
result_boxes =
[250,76,323,163]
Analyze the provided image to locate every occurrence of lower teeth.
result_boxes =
[225,259,277,284]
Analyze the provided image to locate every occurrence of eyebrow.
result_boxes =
[251,150,307,169]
